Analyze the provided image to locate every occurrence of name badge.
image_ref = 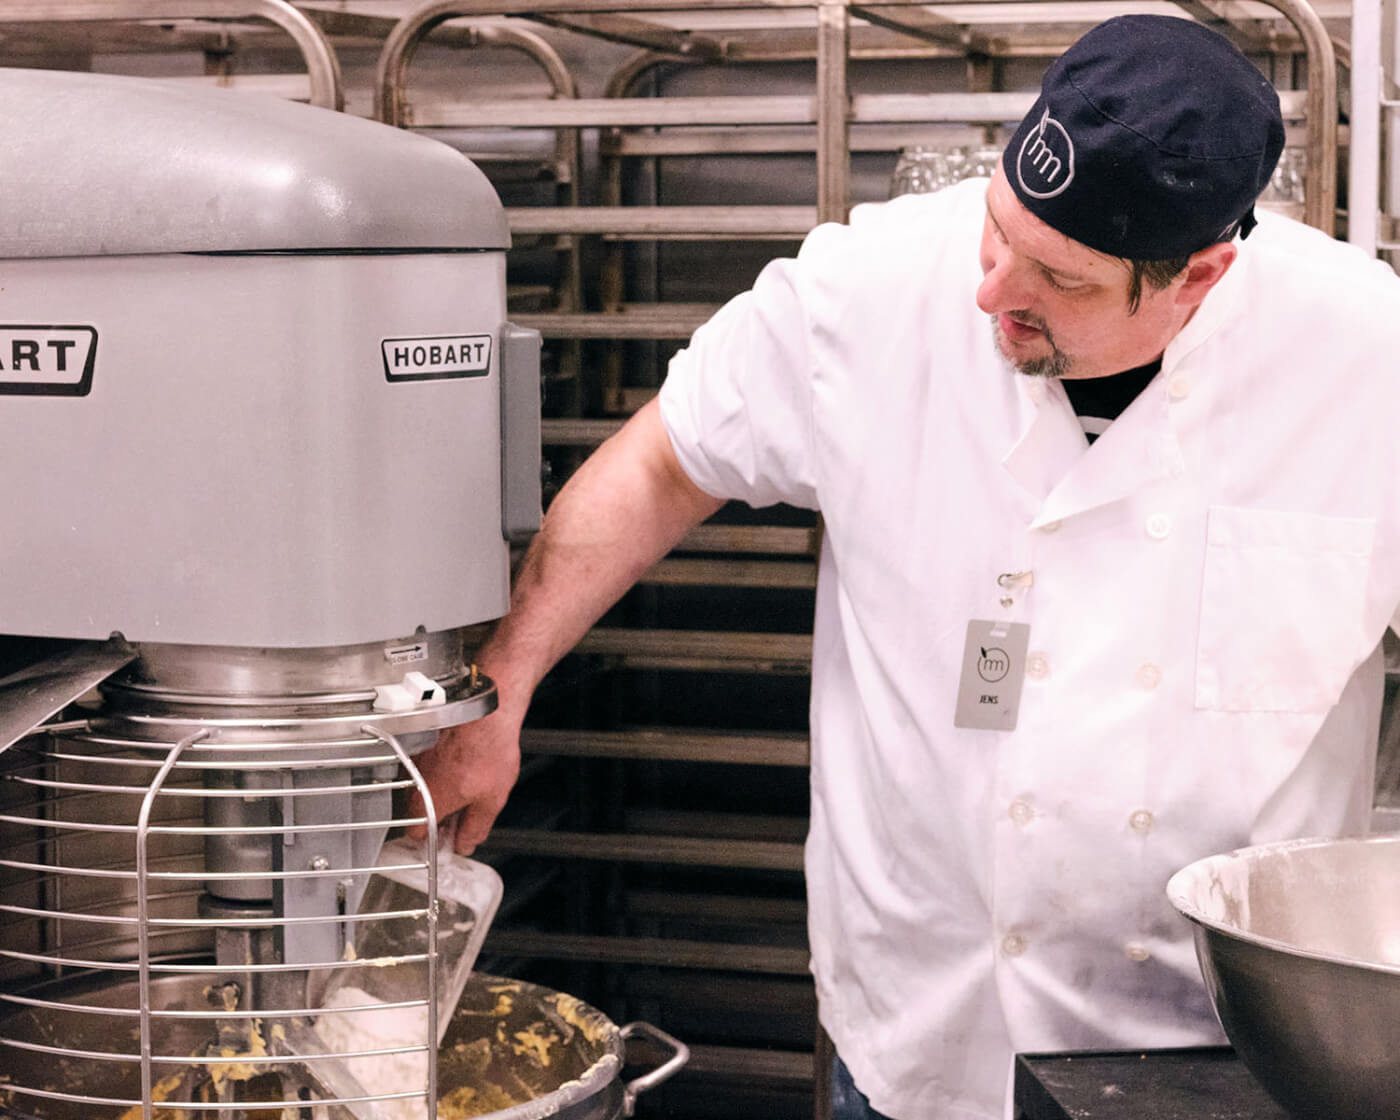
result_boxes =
[954,619,1030,731]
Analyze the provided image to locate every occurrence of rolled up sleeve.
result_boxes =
[658,249,822,511]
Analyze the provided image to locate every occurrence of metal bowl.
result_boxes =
[0,969,684,1120]
[1166,833,1400,1120]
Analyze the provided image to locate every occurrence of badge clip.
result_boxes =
[996,570,1034,609]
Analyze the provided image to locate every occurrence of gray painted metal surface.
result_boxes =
[0,66,508,256]
[500,322,544,541]
[0,65,530,647]
[0,251,513,646]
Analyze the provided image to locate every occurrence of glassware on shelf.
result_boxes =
[1260,147,1306,221]
[967,145,1002,179]
[890,146,950,197]
[942,145,969,183]
[889,143,1004,198]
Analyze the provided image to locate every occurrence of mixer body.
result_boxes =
[0,65,539,1117]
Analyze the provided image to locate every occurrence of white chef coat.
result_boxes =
[657,177,1400,1120]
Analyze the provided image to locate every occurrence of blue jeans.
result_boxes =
[831,1053,896,1120]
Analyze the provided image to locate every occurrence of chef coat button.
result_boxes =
[1001,933,1027,958]
[1125,942,1151,962]
[1040,519,1061,534]
[1167,375,1191,401]
[1129,809,1155,834]
[1136,663,1162,690]
[1008,799,1034,826]
[1145,513,1172,540]
[1026,653,1050,680]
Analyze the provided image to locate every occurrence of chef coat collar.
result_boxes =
[1001,376,1086,508]
[1002,359,1191,527]
[1000,237,1245,525]
[1028,369,1185,528]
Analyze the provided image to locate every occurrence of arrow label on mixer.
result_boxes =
[381,333,492,383]
[0,324,97,396]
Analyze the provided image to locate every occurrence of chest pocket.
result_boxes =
[1196,507,1375,713]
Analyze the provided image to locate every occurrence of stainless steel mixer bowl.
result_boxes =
[0,969,682,1120]
[1166,833,1400,1120]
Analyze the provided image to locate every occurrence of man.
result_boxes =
[410,15,1400,1118]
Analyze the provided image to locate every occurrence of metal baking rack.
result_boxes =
[1347,0,1400,265]
[0,0,343,108]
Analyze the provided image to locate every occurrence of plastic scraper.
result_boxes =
[302,833,504,1119]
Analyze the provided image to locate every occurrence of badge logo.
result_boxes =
[1017,107,1075,199]
[977,646,1010,683]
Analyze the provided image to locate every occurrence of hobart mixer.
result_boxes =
[0,66,541,1118]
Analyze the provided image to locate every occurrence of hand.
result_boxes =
[405,705,522,855]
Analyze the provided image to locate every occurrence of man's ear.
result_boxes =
[1175,241,1237,309]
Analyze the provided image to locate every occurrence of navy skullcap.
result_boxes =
[1002,15,1286,260]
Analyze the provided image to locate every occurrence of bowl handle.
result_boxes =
[619,1020,691,1116]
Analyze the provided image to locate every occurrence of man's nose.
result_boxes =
[976,253,1030,316]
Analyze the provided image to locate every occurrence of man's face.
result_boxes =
[975,170,1189,380]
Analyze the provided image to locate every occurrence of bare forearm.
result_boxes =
[413,400,722,851]
[478,398,723,713]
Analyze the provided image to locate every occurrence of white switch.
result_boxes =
[402,671,446,705]
[373,671,447,712]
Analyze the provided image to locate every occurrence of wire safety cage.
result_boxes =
[0,710,459,1120]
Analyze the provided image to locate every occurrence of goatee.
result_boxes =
[990,314,1071,379]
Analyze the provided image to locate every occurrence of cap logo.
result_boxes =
[1017,107,1075,199]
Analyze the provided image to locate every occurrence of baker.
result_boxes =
[410,15,1400,1119]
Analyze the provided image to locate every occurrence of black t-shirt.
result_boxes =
[1060,359,1162,443]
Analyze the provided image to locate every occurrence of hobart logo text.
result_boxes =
[1017,107,1075,199]
[0,325,98,396]
[382,333,492,383]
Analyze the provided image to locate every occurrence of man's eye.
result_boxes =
[1044,271,1083,293]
